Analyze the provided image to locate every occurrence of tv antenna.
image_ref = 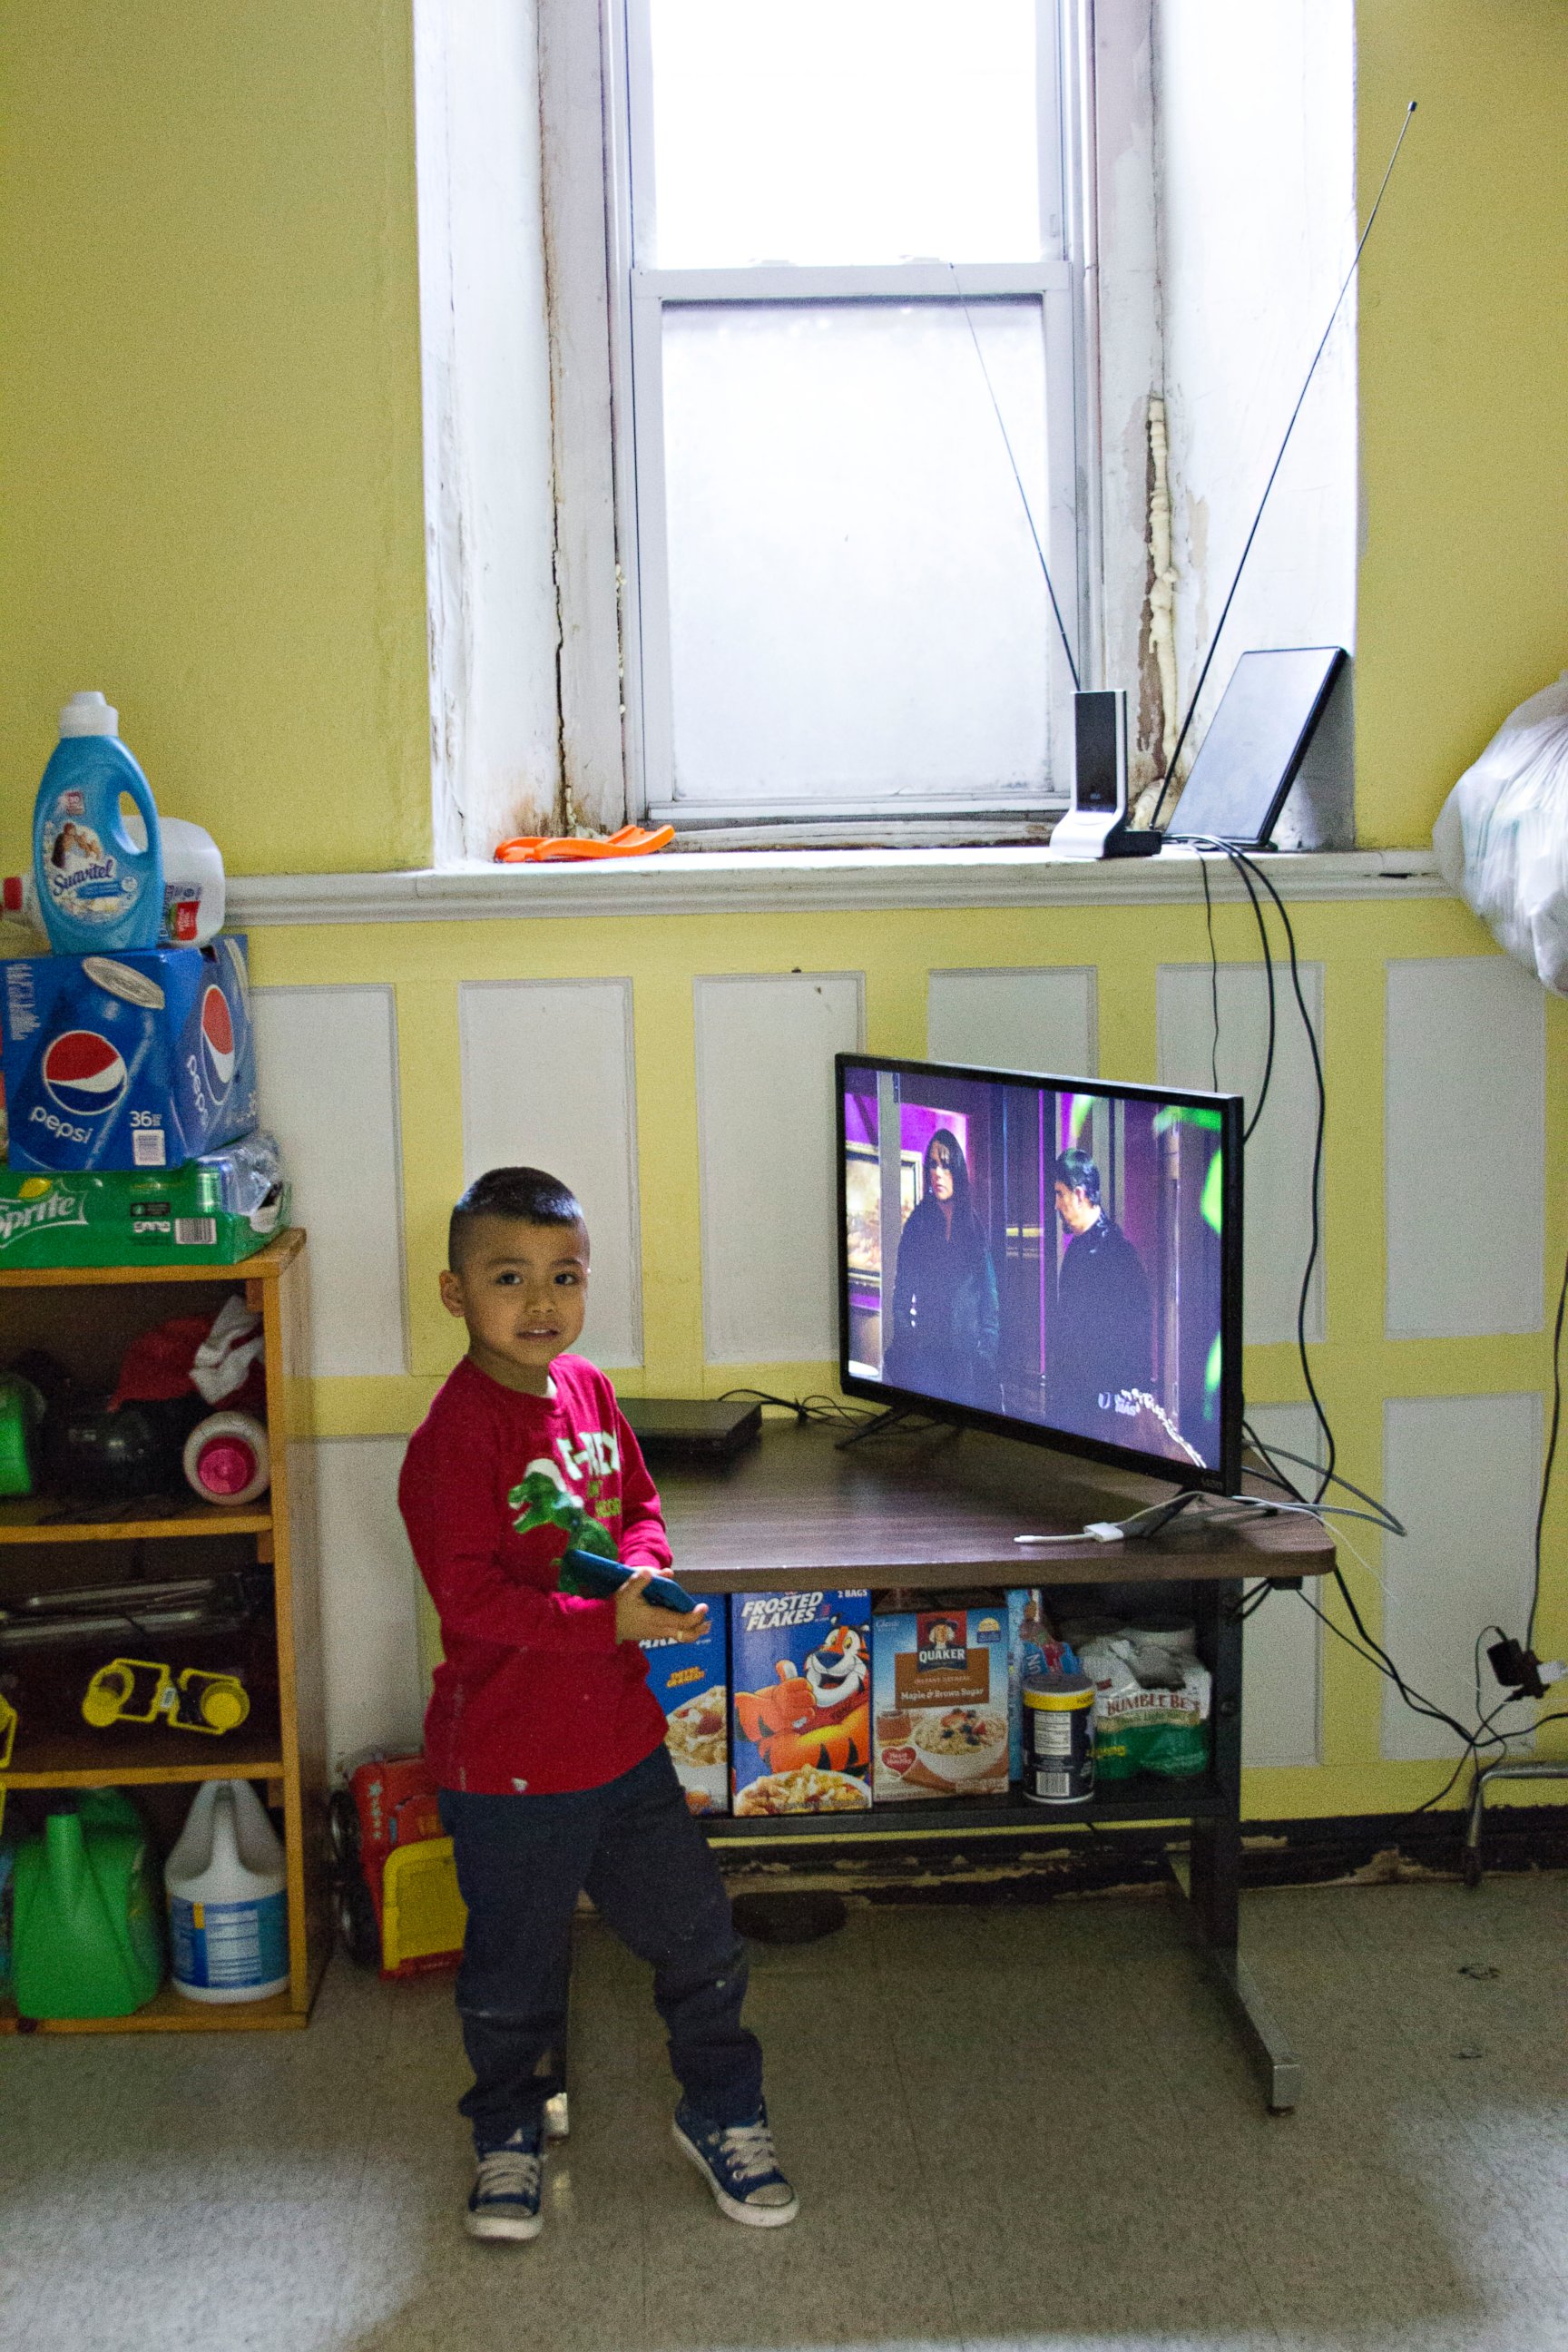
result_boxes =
[948,263,1081,693]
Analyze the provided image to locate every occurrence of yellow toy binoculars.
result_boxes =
[82,1658,250,1737]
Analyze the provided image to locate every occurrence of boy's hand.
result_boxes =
[614,1570,710,1646]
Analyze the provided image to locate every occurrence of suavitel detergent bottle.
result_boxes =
[5,818,225,947]
[30,692,164,954]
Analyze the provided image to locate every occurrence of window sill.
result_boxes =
[225,845,1446,928]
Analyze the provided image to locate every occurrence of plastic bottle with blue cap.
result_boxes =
[30,692,164,955]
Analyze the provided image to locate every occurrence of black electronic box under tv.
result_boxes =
[836,1054,1244,1495]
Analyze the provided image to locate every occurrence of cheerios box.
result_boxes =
[729,1590,872,1817]
[872,1596,1010,1801]
[642,1609,730,1817]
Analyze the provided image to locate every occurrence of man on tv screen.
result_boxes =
[1047,1148,1152,1440]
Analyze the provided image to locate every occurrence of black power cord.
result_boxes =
[1528,1233,1568,1652]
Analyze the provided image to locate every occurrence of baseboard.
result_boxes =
[717,1805,1568,1906]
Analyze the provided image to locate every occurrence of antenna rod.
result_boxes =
[950,264,1081,691]
[1151,100,1416,830]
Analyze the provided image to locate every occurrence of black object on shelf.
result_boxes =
[621,1396,763,1463]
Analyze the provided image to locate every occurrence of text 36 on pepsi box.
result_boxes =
[1,939,256,1174]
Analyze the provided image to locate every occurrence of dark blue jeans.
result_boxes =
[440,1745,762,2153]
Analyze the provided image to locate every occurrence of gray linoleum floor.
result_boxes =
[2,1874,1566,2352]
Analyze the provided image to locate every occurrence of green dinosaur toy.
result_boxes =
[508,1469,619,1595]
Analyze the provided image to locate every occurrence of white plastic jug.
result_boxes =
[165,1780,289,2003]
[183,1410,270,1507]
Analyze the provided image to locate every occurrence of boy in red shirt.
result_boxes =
[399,1166,797,2243]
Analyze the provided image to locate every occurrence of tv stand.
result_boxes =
[657,1418,1334,2113]
[1123,1487,1204,1538]
[834,1404,943,1451]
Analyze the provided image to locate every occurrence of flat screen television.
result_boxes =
[837,1054,1244,1494]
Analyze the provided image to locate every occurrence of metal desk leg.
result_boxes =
[1464,1756,1568,1889]
[1166,1581,1302,2115]
[1166,1855,1302,2114]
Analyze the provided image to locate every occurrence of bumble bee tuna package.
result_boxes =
[729,1590,872,1817]
[642,1609,730,1816]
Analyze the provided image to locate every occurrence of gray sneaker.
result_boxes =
[466,2128,544,2242]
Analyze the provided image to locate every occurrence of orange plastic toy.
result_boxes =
[495,824,674,864]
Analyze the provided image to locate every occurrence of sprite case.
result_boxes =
[0,1129,289,1269]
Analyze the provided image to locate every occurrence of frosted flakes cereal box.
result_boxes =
[643,1607,730,1816]
[730,1590,872,1816]
[872,1598,1010,1800]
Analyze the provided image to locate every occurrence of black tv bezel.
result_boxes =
[835,1052,1245,1498]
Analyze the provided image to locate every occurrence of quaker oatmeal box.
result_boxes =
[730,1590,872,1816]
[873,1597,1009,1801]
[642,1608,730,1815]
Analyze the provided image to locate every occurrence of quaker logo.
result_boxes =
[198,985,236,1100]
[916,1612,966,1674]
[40,1029,129,1121]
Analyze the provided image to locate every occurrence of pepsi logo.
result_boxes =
[199,985,236,1099]
[40,1030,128,1120]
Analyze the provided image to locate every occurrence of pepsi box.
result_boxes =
[1,938,256,1174]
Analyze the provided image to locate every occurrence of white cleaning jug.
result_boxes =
[165,1780,289,2003]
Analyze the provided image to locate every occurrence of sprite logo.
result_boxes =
[0,1188,90,1247]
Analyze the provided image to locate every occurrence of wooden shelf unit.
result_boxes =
[0,1229,328,2034]
[0,1497,273,1544]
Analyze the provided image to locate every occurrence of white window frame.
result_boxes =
[601,0,1100,829]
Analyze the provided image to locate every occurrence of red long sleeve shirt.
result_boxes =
[398,1353,671,1795]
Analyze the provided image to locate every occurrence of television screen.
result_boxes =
[837,1055,1243,1493]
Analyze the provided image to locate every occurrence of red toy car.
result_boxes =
[328,1750,456,1977]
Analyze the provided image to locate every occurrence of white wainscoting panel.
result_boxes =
[1380,1394,1541,1760]
[926,967,1097,1077]
[252,985,407,1376]
[1386,957,1544,1338]
[696,973,866,1362]
[459,979,642,1367]
[1158,960,1325,1346]
[1240,1404,1324,1769]
[315,1437,427,1774]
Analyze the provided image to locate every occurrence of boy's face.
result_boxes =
[440,1215,590,1394]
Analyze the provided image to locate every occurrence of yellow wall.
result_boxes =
[1356,0,1568,843]
[0,0,429,876]
[0,6,1564,1822]
[1,3,1564,868]
[262,896,1568,1824]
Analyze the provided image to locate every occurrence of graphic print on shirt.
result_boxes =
[507,1435,625,1560]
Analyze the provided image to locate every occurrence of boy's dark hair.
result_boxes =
[448,1166,584,1270]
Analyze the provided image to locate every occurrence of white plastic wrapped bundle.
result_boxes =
[1433,673,1568,995]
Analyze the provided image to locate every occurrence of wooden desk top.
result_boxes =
[655,1418,1335,1593]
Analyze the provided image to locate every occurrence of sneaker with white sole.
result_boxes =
[466,2128,544,2242]
[672,2100,799,2228]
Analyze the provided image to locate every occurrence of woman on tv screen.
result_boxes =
[884,1129,1001,1413]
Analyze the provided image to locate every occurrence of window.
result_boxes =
[610,1,1087,827]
